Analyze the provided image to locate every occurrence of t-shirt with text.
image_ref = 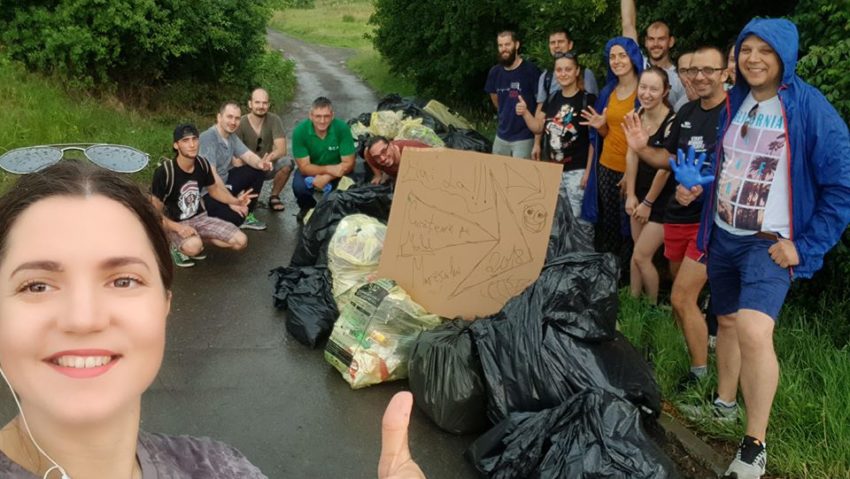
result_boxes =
[151,157,215,221]
[484,59,542,142]
[663,99,724,224]
[541,90,596,171]
[715,93,789,237]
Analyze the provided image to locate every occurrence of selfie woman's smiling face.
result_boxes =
[0,195,170,424]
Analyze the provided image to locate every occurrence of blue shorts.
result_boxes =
[707,227,792,321]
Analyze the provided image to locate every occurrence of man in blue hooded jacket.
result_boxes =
[674,18,850,478]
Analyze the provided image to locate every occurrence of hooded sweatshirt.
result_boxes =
[580,37,644,223]
[697,18,850,279]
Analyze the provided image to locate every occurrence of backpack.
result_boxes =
[159,156,212,201]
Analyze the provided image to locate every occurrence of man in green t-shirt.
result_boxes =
[291,96,355,221]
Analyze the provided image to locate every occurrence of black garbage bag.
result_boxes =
[465,389,679,479]
[470,252,660,422]
[439,126,493,153]
[503,253,619,342]
[546,179,595,260]
[270,266,338,348]
[289,184,394,267]
[408,320,490,435]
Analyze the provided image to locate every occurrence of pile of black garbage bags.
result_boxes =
[271,176,679,477]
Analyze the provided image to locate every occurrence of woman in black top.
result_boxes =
[624,66,676,304]
[516,52,597,243]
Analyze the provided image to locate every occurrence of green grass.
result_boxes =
[619,292,850,479]
[0,56,185,188]
[269,0,416,97]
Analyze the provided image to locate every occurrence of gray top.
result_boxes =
[199,125,249,184]
[0,431,267,478]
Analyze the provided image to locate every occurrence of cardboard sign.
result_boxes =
[377,148,562,318]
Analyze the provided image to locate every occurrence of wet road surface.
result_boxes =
[143,30,478,479]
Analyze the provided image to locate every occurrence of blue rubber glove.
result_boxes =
[322,183,333,196]
[304,176,315,189]
[669,146,715,189]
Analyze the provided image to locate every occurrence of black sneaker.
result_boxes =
[723,435,766,478]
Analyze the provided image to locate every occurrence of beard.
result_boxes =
[498,47,518,67]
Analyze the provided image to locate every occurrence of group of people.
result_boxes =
[485,1,850,478]
[1,2,848,477]
[0,123,423,477]
[149,92,359,267]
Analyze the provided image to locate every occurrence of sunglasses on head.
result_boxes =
[740,103,760,139]
[553,51,577,60]
[0,144,150,174]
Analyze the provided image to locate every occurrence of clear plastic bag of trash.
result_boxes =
[369,110,404,138]
[397,120,445,147]
[327,214,387,306]
[324,279,443,389]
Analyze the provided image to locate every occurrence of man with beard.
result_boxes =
[151,124,251,268]
[484,30,541,159]
[236,88,293,212]
[621,0,685,109]
[199,101,273,230]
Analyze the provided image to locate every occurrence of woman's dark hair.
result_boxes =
[0,160,174,290]
[639,66,672,109]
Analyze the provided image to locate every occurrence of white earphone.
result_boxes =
[0,366,71,479]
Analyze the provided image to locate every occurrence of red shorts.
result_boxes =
[664,223,701,262]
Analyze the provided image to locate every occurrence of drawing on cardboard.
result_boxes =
[378,148,562,319]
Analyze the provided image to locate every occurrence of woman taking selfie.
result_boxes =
[0,160,421,479]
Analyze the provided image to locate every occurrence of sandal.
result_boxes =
[269,195,285,212]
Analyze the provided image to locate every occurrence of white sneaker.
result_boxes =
[723,436,766,478]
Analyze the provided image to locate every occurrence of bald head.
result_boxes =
[248,88,270,117]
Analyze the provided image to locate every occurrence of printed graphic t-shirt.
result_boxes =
[541,90,596,171]
[484,59,542,142]
[151,157,215,221]
[663,99,724,224]
[715,93,789,237]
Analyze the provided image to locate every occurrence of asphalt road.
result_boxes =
[143,30,480,479]
[0,29,479,479]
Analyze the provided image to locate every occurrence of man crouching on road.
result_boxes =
[151,124,252,268]
[291,96,355,222]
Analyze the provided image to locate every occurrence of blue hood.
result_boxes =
[730,18,799,96]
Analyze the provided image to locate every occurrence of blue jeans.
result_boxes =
[292,169,341,210]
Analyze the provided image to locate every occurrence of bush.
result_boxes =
[0,0,274,101]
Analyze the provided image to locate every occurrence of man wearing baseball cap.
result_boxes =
[150,124,253,267]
